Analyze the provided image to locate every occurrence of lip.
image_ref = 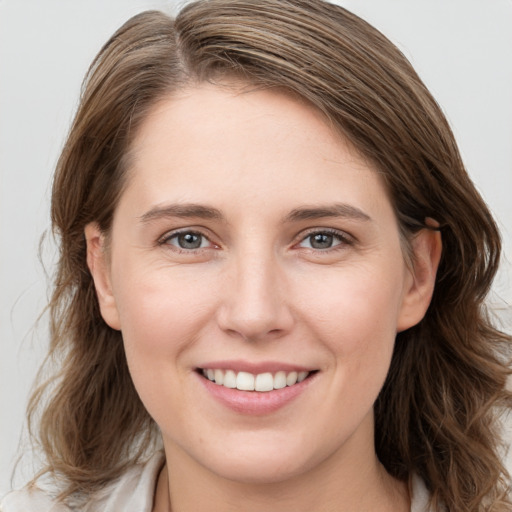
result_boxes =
[195,361,318,415]
[198,360,315,374]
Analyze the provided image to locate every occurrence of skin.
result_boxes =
[86,83,441,511]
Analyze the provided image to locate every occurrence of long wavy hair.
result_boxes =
[28,1,511,510]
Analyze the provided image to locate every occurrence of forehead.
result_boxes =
[131,82,366,161]
[120,82,392,220]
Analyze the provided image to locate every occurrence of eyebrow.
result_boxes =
[284,203,371,223]
[138,202,371,225]
[138,203,224,224]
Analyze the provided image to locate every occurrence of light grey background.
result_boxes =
[1,0,511,495]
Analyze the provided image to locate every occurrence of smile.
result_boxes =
[200,369,310,392]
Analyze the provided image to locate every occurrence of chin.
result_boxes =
[204,455,310,485]
[183,433,327,485]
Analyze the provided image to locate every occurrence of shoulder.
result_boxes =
[0,486,69,512]
[81,450,165,512]
[410,474,441,512]
[1,451,166,512]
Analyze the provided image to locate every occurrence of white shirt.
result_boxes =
[1,451,433,511]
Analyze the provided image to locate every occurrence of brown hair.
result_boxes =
[28,1,511,510]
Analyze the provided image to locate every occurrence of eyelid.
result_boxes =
[156,226,354,252]
[158,227,219,250]
[294,227,355,249]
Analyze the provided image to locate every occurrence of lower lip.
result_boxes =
[197,372,316,415]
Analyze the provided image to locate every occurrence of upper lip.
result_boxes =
[197,360,316,374]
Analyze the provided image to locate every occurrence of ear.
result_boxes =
[397,224,442,332]
[85,223,121,330]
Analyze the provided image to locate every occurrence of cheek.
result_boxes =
[294,260,405,413]
[296,261,406,354]
[281,261,407,451]
[111,262,220,366]
[111,264,222,429]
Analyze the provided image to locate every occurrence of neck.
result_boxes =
[153,435,409,512]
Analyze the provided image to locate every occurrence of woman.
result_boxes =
[2,0,511,510]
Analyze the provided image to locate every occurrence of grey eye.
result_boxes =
[167,232,209,250]
[302,232,338,250]
[311,233,333,249]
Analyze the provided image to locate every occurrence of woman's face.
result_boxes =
[87,83,437,484]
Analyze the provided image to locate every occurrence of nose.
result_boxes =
[216,249,294,342]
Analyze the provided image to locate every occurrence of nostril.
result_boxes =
[215,285,294,341]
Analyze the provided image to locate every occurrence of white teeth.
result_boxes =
[223,370,237,388]
[297,371,308,382]
[236,371,255,391]
[214,369,224,385]
[202,368,311,392]
[255,372,274,392]
[286,371,298,386]
[273,371,287,389]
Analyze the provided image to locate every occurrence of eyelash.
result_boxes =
[158,227,354,254]
[295,228,354,251]
[158,229,216,253]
